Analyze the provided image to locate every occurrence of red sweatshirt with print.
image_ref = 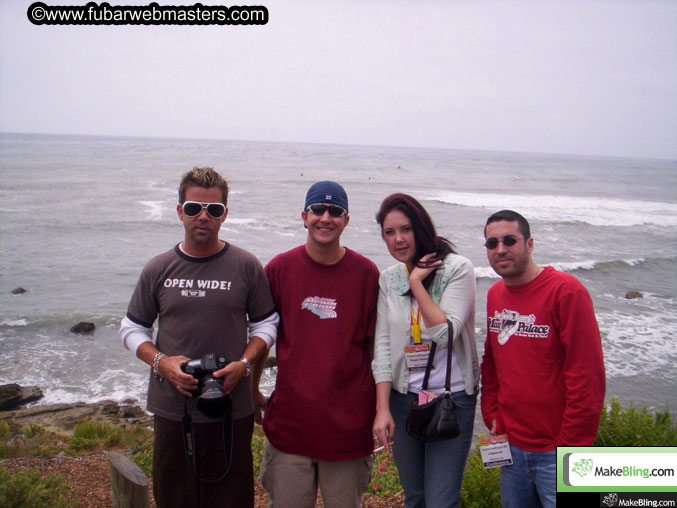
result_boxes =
[480,267,606,452]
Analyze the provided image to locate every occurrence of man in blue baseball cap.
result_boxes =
[255,181,380,508]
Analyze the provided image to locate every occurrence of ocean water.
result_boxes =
[1,132,675,417]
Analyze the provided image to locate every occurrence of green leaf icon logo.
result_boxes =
[572,458,594,477]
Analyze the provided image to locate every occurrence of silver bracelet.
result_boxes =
[239,356,252,377]
[153,352,166,381]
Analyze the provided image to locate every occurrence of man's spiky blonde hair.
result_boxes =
[178,167,229,204]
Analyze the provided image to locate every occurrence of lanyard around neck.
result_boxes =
[410,302,422,344]
[406,265,422,344]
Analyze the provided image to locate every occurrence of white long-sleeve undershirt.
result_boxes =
[119,312,279,356]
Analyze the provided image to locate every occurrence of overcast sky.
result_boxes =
[1,0,675,159]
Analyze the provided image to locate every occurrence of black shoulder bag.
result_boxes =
[406,320,460,441]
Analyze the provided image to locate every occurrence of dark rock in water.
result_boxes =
[0,400,152,435]
[264,356,277,369]
[70,322,96,334]
[0,384,44,410]
[625,291,643,299]
[0,384,22,409]
[20,386,43,406]
[11,287,27,294]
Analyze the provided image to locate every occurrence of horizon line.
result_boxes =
[1,129,675,162]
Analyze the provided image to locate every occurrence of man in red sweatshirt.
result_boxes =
[480,209,605,508]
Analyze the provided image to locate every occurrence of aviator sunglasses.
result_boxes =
[182,201,227,219]
[484,235,519,249]
[306,204,347,217]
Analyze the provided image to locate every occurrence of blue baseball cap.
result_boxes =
[304,181,348,213]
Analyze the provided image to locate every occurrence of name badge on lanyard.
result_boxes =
[479,435,513,469]
[404,344,431,371]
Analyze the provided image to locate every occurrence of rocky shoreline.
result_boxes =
[0,383,152,435]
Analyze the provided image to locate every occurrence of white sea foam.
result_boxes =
[431,192,677,227]
[227,217,257,224]
[474,257,652,279]
[1,319,28,326]
[140,200,165,221]
[90,369,148,404]
[549,260,599,272]
[7,367,149,406]
[475,260,600,279]
[40,388,89,405]
[474,266,500,279]
[598,307,677,380]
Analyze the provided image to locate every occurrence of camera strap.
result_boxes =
[181,401,234,483]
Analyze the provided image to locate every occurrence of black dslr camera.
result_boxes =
[181,353,232,418]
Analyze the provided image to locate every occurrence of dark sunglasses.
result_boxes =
[484,235,519,249]
[306,204,347,217]
[182,201,227,219]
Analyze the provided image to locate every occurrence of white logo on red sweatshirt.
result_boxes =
[301,296,337,319]
[488,309,550,344]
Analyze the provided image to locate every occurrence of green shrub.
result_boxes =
[131,440,154,477]
[0,423,65,459]
[367,452,402,498]
[251,432,265,478]
[70,419,152,452]
[595,397,677,446]
[0,421,9,459]
[0,420,10,440]
[365,445,502,505]
[70,419,120,451]
[460,449,501,508]
[22,423,43,439]
[0,467,75,508]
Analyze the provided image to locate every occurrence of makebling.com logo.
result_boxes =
[572,458,594,477]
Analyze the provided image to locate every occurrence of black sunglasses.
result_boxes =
[182,201,227,219]
[306,204,347,217]
[484,235,519,249]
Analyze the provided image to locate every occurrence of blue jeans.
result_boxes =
[499,443,556,508]
[389,389,477,508]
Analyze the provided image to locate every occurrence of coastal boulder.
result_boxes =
[625,291,644,299]
[0,384,44,410]
[70,322,96,334]
[0,400,152,435]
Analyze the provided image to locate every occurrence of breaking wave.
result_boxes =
[431,191,677,227]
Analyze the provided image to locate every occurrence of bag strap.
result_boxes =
[421,320,454,392]
[444,320,453,392]
[421,341,436,390]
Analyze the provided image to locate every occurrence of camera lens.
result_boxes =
[196,375,232,418]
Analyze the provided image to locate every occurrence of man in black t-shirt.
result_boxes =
[120,167,278,508]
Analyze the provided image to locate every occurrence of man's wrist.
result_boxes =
[239,357,252,377]
[153,352,166,381]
